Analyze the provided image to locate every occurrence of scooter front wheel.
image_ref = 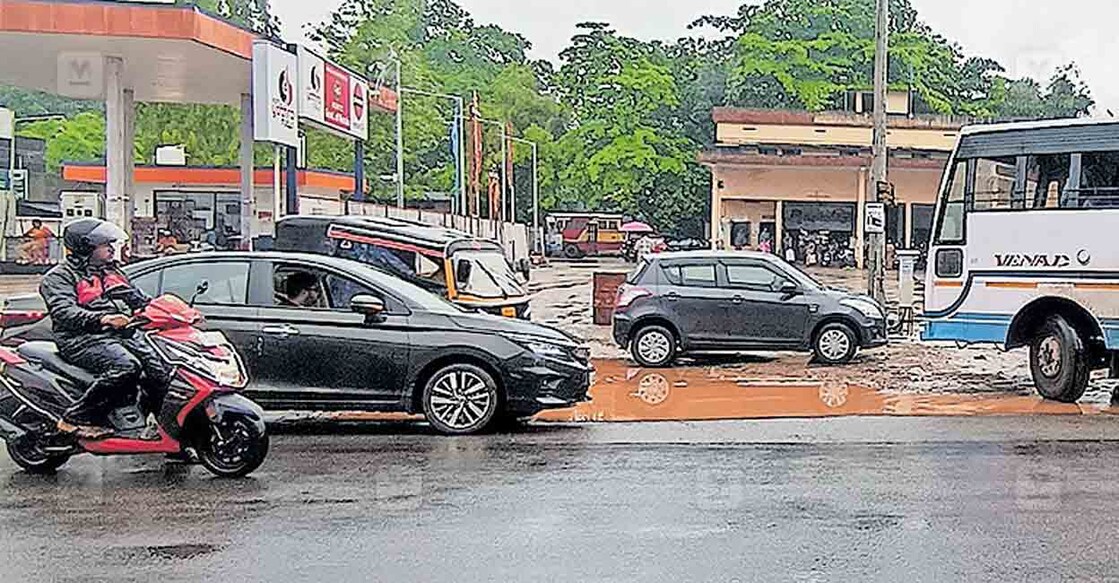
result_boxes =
[196,417,268,479]
[6,435,70,475]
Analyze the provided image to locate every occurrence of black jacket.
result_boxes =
[39,259,150,350]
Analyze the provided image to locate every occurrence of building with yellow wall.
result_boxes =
[700,98,966,268]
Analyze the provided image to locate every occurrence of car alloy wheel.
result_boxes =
[424,364,499,435]
[637,330,672,365]
[818,329,851,362]
[813,322,857,365]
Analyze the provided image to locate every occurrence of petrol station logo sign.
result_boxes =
[252,41,299,147]
[323,63,351,131]
[352,83,366,123]
[295,46,370,142]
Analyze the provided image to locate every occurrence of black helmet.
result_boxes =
[63,218,126,258]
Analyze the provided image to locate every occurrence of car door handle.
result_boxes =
[262,325,300,338]
[665,292,679,302]
[731,295,745,304]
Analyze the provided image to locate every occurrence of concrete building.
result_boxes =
[700,100,966,267]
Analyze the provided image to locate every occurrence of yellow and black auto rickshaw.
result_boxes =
[274,216,533,319]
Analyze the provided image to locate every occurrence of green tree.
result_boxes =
[550,24,707,235]
[18,113,106,170]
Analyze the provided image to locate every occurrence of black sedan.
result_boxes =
[612,251,887,367]
[3,252,593,435]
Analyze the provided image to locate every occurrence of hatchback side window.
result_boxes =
[724,264,780,292]
[679,264,717,288]
[160,262,250,305]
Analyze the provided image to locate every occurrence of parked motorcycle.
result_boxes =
[0,289,268,478]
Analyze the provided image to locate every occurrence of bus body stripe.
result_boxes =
[925,270,1119,319]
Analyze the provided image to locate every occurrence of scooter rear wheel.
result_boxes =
[196,417,268,479]
[6,436,70,475]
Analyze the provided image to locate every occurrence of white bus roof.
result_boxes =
[960,117,1119,137]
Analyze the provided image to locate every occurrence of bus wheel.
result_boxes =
[563,244,583,259]
[1030,315,1090,403]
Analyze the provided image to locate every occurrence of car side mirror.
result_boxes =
[456,261,472,285]
[189,281,210,307]
[351,294,385,321]
[779,280,800,295]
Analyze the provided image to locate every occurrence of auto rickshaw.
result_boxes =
[274,216,533,319]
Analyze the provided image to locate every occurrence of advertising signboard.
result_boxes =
[251,41,299,148]
[296,46,370,142]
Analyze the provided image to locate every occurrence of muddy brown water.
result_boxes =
[314,359,1112,426]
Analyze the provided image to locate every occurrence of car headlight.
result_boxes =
[511,334,579,361]
[524,340,570,359]
[841,298,884,319]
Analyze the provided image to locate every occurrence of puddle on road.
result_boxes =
[535,360,1114,423]
[298,359,1116,426]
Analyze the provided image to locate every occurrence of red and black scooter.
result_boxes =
[0,288,269,478]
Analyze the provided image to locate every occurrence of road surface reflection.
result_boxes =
[534,360,1104,423]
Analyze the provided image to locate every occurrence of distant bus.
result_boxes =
[547,213,625,258]
[923,118,1119,403]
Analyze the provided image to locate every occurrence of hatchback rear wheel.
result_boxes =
[422,364,500,435]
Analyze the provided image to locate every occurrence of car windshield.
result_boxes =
[775,258,824,291]
[452,250,525,299]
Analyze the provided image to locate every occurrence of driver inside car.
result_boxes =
[39,219,172,440]
[279,271,324,308]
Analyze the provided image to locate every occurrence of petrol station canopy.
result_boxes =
[0,0,255,105]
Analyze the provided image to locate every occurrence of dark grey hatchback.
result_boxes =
[612,251,888,367]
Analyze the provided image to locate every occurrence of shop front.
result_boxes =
[782,202,857,268]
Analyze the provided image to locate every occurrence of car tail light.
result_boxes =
[0,310,46,330]
[615,284,652,311]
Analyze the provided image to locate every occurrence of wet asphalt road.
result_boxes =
[4,417,1119,582]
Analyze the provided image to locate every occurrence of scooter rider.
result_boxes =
[39,219,172,440]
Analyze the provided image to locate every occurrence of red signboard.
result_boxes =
[323,63,351,131]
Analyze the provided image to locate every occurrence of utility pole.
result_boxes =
[399,87,466,215]
[531,142,539,254]
[509,136,540,252]
[394,56,405,208]
[867,0,889,304]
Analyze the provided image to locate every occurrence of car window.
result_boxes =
[273,265,384,312]
[626,260,649,284]
[273,266,330,309]
[679,264,716,288]
[160,262,249,306]
[724,264,779,291]
[130,270,160,298]
[324,273,376,310]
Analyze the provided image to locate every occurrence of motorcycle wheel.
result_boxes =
[6,435,70,474]
[196,417,268,479]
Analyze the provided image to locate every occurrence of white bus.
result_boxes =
[923,118,1119,402]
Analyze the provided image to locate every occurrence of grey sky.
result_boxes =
[274,0,1119,113]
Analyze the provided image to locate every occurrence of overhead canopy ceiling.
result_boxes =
[0,0,255,105]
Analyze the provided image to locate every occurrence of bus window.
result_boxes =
[1077,152,1119,208]
[935,160,967,244]
[973,156,1017,211]
[1025,153,1070,209]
